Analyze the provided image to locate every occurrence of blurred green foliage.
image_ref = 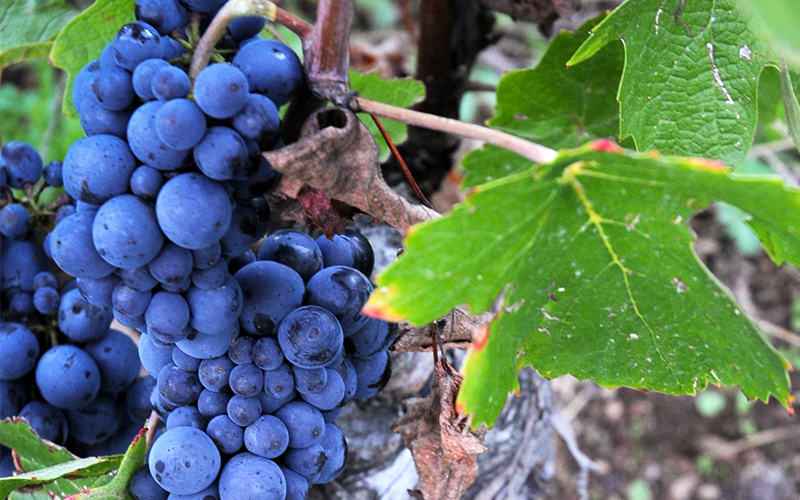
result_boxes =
[0,62,83,162]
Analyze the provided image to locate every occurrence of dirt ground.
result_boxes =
[549,209,800,500]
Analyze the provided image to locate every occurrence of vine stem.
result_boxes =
[188,0,313,82]
[145,411,160,453]
[350,96,559,164]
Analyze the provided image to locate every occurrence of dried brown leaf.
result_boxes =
[392,358,487,500]
[264,107,438,232]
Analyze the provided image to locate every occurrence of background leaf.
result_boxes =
[349,70,425,161]
[569,0,775,165]
[0,61,84,162]
[367,147,794,426]
[0,0,77,58]
[1,42,54,69]
[734,0,800,64]
[50,0,136,117]
[0,419,121,499]
[780,65,800,153]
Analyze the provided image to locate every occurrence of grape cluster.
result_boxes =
[1,142,61,316]
[130,229,396,500]
[1,142,147,475]
[51,0,305,343]
[5,0,399,496]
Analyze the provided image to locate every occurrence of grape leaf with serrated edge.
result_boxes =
[568,0,783,166]
[56,427,147,500]
[50,0,136,117]
[349,71,426,161]
[0,419,122,499]
[366,145,794,427]
[463,15,622,188]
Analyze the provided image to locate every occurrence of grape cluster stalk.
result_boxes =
[1,0,399,498]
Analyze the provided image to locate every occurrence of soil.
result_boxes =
[548,208,800,500]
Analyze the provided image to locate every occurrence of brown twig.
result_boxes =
[465,81,497,92]
[351,96,559,164]
[392,309,489,352]
[306,0,354,103]
[371,114,432,208]
[699,424,800,460]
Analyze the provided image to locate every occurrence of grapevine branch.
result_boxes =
[350,96,559,164]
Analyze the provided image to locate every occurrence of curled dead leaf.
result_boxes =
[264,107,438,233]
[392,355,487,500]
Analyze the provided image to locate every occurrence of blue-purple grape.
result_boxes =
[193,64,249,119]
[36,345,100,409]
[148,426,221,495]
[206,415,244,455]
[84,328,140,393]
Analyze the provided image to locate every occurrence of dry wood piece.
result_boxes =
[264,107,438,233]
[392,355,487,500]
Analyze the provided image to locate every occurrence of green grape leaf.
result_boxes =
[0,0,77,59]
[467,18,622,187]
[568,0,778,165]
[367,145,794,427]
[62,427,147,500]
[0,419,122,499]
[780,65,800,152]
[461,145,529,188]
[0,418,76,469]
[734,0,800,63]
[50,0,136,117]
[349,70,426,161]
[463,16,623,188]
[0,42,53,68]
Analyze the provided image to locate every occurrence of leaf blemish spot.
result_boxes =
[671,277,688,293]
[540,308,562,322]
[706,42,741,119]
[625,214,641,231]
[739,45,752,60]
[629,333,640,340]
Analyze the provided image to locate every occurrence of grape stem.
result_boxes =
[349,95,559,164]
[144,411,160,453]
[188,0,313,82]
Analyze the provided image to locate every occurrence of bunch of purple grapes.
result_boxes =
[1,141,147,475]
[34,0,400,498]
[51,0,301,345]
[129,229,397,500]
